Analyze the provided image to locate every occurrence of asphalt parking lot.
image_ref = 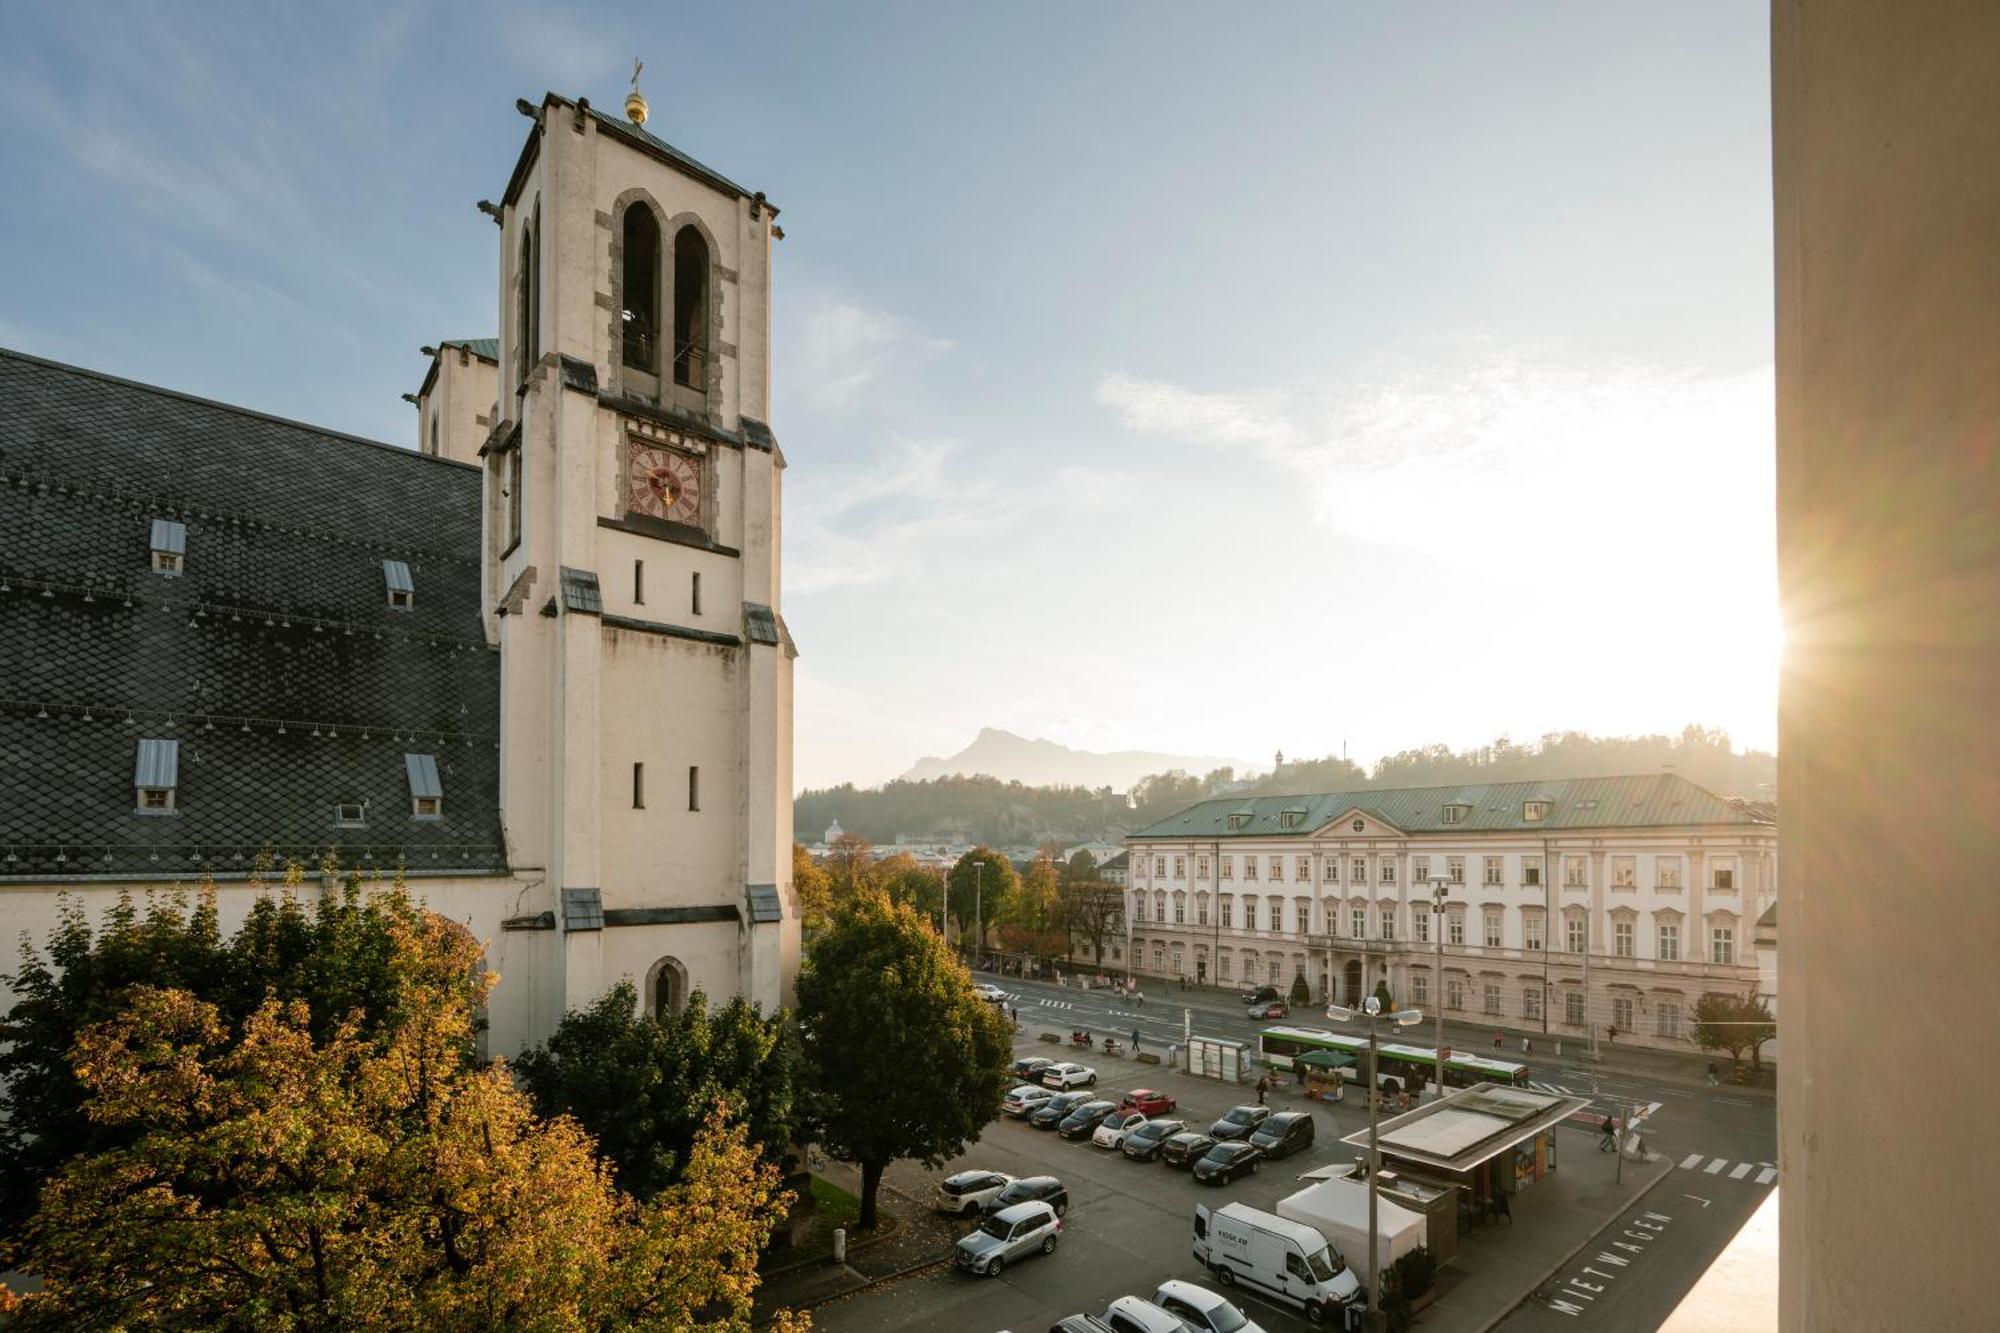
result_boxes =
[810,1045,1376,1333]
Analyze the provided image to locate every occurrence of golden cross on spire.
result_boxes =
[625,57,649,126]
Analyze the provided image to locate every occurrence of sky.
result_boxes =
[0,2,1778,792]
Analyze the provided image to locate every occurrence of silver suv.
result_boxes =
[954,1200,1061,1277]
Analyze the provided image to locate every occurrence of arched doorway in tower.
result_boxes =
[1343,959,1364,1007]
[645,956,689,1020]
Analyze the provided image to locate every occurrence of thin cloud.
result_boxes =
[499,9,623,91]
[794,299,953,413]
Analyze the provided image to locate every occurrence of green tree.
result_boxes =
[795,893,1012,1228]
[1058,877,1123,966]
[1065,848,1099,883]
[1288,970,1312,1007]
[515,981,801,1203]
[0,913,805,1331]
[825,832,875,905]
[0,870,484,1243]
[947,847,1019,948]
[868,852,946,924]
[1690,990,1777,1074]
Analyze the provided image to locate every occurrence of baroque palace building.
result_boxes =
[0,85,800,1055]
[1124,774,1774,1052]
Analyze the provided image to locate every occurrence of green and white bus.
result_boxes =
[1258,1026,1529,1090]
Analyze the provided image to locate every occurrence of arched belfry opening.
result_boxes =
[672,224,709,391]
[621,203,661,373]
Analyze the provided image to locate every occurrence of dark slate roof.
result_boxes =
[1129,774,1771,840]
[0,347,507,879]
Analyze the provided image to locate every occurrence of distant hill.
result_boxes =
[902,728,1248,791]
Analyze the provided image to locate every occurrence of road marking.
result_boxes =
[1654,1087,1696,1098]
[1532,1080,1575,1095]
[1755,1167,1777,1185]
[1714,1096,1752,1107]
[1684,1194,1711,1207]
[1729,1162,1753,1180]
[1680,1153,1705,1169]
[1703,1157,1727,1174]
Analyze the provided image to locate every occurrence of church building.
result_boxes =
[0,85,801,1054]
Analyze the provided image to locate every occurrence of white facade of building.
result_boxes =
[1124,776,1775,1053]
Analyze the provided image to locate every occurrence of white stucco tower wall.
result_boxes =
[487,90,798,1036]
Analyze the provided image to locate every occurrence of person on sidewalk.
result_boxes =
[1707,1060,1719,1085]
[1493,1029,1503,1050]
[1255,1074,1270,1105]
[1132,1028,1142,1055]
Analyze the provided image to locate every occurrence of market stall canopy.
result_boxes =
[1296,1049,1356,1069]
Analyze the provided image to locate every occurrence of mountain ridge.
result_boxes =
[900,727,1250,791]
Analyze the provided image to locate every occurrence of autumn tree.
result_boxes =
[947,846,1019,949]
[868,852,945,924]
[0,911,804,1331]
[1001,855,1066,960]
[1059,876,1124,966]
[793,843,833,933]
[515,980,802,1202]
[795,892,1012,1228]
[1690,990,1778,1074]
[825,832,875,902]
[0,870,484,1240]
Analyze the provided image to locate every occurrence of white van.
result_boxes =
[1191,1202,1360,1326]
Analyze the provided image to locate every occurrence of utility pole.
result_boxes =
[1430,876,1449,1100]
[1582,903,1598,1059]
[973,859,985,967]
[1330,995,1423,1330]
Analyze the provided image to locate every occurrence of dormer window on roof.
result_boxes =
[405,752,443,819]
[384,560,414,610]
[1280,808,1307,829]
[1524,800,1551,821]
[135,738,179,813]
[149,519,185,576]
[1227,812,1252,830]
[1442,802,1470,825]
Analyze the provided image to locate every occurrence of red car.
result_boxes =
[1118,1088,1177,1116]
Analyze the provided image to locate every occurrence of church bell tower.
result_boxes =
[485,77,797,1035]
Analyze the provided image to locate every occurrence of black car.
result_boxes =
[1208,1104,1271,1141]
[1160,1130,1217,1168]
[1013,1055,1056,1080]
[1240,984,1281,1006]
[1031,1091,1093,1130]
[1056,1099,1118,1140]
[1191,1141,1263,1185]
[1247,1110,1316,1159]
[1119,1118,1187,1162]
[982,1174,1069,1219]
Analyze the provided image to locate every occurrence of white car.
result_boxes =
[1101,1296,1193,1333]
[935,1169,1016,1216]
[1092,1109,1150,1149]
[973,982,1007,1002]
[1002,1084,1058,1117]
[1152,1279,1269,1333]
[1042,1062,1097,1090]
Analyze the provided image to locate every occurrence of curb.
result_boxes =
[1470,1157,1678,1333]
[755,1251,954,1325]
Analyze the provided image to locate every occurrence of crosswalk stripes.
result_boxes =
[1677,1152,1778,1185]
[1530,1080,1575,1096]
[1034,999,1076,1011]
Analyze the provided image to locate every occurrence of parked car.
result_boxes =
[954,1200,1060,1277]
[982,1175,1069,1219]
[1240,985,1281,1007]
[1031,1090,1094,1129]
[1118,1087,1177,1116]
[1246,1000,1290,1020]
[1209,1105,1271,1141]
[1003,1083,1058,1117]
[934,1170,1016,1216]
[1092,1109,1152,1150]
[1100,1296,1194,1333]
[1160,1130,1218,1168]
[1246,1110,1315,1160]
[1058,1099,1119,1140]
[1013,1055,1056,1080]
[1121,1117,1189,1162]
[974,982,1008,1002]
[1192,1141,1263,1185]
[1042,1061,1098,1090]
[1049,1318,1116,1333]
[1152,1278,1270,1333]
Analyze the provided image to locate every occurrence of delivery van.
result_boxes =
[1191,1202,1360,1325]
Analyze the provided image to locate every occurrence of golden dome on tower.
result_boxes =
[625,57,649,125]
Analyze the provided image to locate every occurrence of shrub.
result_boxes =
[1390,1245,1437,1300]
[1289,971,1312,1006]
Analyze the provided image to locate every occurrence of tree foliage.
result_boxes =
[0,911,804,1332]
[946,847,1019,944]
[1690,990,1777,1072]
[515,981,802,1203]
[792,843,833,934]
[0,872,484,1240]
[794,893,1012,1228]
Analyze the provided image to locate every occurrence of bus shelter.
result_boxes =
[1340,1084,1590,1233]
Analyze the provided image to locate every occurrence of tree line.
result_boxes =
[0,862,1019,1328]
[795,726,1775,848]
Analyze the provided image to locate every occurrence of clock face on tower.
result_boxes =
[628,444,703,526]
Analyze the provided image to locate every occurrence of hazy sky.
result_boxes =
[0,3,1777,792]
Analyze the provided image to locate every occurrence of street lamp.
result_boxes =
[1428,876,1450,1102]
[1328,994,1424,1330]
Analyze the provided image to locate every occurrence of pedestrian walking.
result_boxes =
[1132,1027,1142,1054]
[1523,1037,1533,1055]
[1255,1074,1270,1106]
[1707,1060,1719,1086]
[1493,1029,1503,1050]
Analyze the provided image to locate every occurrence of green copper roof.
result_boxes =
[441,338,499,362]
[1129,773,1771,840]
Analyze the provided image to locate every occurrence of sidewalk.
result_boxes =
[753,1158,958,1325]
[1423,1144,1677,1333]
